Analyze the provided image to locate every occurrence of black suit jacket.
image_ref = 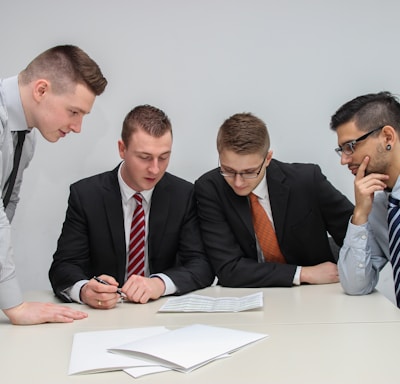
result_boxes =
[194,159,354,288]
[49,166,214,301]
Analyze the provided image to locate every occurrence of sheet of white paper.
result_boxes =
[124,365,171,378]
[68,327,169,375]
[109,324,268,372]
[123,354,230,378]
[158,292,263,312]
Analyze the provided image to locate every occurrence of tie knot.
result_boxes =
[249,193,259,205]
[389,194,400,209]
[134,193,143,205]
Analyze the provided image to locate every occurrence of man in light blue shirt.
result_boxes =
[330,91,400,307]
[0,45,107,324]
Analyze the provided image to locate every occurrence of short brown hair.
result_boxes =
[121,105,172,147]
[19,45,107,95]
[217,112,270,155]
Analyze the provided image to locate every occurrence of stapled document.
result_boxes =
[158,292,263,312]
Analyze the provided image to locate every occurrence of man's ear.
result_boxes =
[382,125,396,148]
[265,150,273,167]
[32,79,50,101]
[118,139,126,160]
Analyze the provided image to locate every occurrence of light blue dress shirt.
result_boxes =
[338,176,400,296]
[0,76,36,309]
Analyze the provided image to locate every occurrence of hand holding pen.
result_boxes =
[93,276,126,298]
[80,275,126,309]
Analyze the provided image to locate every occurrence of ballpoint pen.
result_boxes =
[93,276,126,297]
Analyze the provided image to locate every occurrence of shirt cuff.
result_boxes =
[343,219,368,247]
[293,266,301,286]
[61,280,89,304]
[150,273,177,296]
[0,276,23,310]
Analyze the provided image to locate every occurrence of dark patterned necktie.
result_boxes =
[3,131,27,208]
[387,194,400,308]
[127,193,145,278]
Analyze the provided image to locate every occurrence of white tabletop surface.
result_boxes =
[1,283,399,383]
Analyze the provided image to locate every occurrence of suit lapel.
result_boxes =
[223,180,254,236]
[147,175,170,270]
[102,167,126,282]
[266,160,290,243]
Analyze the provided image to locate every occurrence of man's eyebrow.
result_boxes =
[71,106,90,115]
[134,150,172,156]
[221,164,258,172]
[338,138,355,146]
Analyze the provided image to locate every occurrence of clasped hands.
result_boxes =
[80,274,166,309]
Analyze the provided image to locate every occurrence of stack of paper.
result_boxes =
[109,324,267,373]
[68,327,169,375]
[158,292,263,312]
[69,324,268,378]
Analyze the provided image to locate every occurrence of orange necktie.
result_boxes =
[249,193,286,263]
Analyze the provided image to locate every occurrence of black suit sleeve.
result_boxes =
[49,173,126,301]
[49,184,94,300]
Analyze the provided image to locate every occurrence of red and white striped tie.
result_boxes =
[127,193,145,278]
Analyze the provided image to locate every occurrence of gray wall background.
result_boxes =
[1,0,397,303]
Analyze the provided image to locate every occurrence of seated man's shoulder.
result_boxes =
[272,159,325,181]
[195,168,222,188]
[161,172,193,190]
[71,168,116,190]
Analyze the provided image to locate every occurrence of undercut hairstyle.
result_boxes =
[330,91,400,134]
[19,45,107,95]
[217,112,270,155]
[121,104,172,147]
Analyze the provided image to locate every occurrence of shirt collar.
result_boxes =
[390,175,400,200]
[117,162,154,204]
[2,76,29,133]
[251,175,268,200]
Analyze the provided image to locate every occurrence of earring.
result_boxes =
[386,144,392,150]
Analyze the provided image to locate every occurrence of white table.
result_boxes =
[1,284,399,383]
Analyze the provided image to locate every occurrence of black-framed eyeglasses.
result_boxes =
[219,155,267,179]
[334,125,385,156]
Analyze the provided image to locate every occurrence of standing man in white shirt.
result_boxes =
[0,45,107,324]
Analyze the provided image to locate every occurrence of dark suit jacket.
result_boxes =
[194,159,354,288]
[49,166,214,301]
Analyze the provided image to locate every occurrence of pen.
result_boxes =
[93,276,125,297]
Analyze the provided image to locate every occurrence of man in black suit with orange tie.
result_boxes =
[194,112,354,288]
[49,105,214,309]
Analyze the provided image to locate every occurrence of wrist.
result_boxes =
[351,209,368,225]
[151,276,166,296]
[299,267,309,284]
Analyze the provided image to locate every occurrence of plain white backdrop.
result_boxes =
[1,0,398,302]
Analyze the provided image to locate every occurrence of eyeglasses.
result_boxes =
[334,126,384,156]
[219,156,267,179]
